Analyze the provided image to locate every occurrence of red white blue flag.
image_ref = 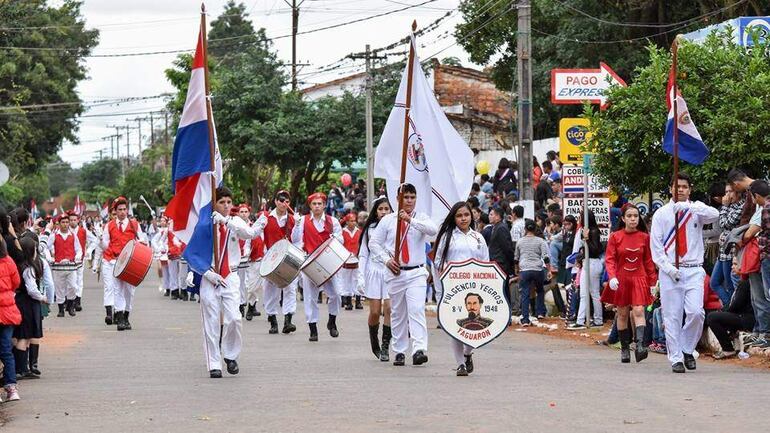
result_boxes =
[165,27,223,275]
[663,65,708,165]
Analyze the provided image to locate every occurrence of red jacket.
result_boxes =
[704,275,722,310]
[0,256,21,325]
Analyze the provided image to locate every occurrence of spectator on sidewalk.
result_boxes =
[740,179,770,349]
[510,205,525,244]
[0,237,21,401]
[514,219,551,326]
[713,182,744,305]
[706,279,754,359]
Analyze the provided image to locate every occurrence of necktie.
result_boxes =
[400,220,410,264]
[120,221,125,232]
[219,224,230,278]
[676,211,688,258]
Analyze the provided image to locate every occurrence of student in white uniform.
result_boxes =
[370,184,438,366]
[152,217,172,296]
[201,187,261,378]
[68,213,87,312]
[47,214,82,317]
[650,173,719,373]
[359,197,392,361]
[292,192,344,341]
[432,202,489,376]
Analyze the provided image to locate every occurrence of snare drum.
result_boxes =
[342,256,359,270]
[114,240,153,286]
[300,238,352,286]
[260,239,306,288]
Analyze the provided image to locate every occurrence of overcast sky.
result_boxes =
[60,0,482,168]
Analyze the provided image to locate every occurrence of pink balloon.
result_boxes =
[341,173,352,187]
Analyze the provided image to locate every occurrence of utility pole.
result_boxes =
[349,44,386,209]
[128,117,144,162]
[164,110,170,147]
[285,0,306,91]
[516,0,533,203]
[107,126,121,159]
[149,112,155,147]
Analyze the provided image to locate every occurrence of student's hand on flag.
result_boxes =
[672,201,690,212]
[212,211,227,225]
[203,270,228,288]
[398,209,411,223]
[386,259,401,276]
[664,266,681,282]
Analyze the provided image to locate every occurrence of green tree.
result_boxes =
[455,0,765,139]
[208,1,260,61]
[46,156,78,196]
[120,165,169,212]
[584,32,770,196]
[80,159,121,192]
[0,0,99,175]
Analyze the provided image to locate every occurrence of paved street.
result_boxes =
[3,270,769,433]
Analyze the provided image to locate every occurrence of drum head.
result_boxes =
[260,239,288,277]
[303,237,334,267]
[114,240,135,277]
[346,256,359,265]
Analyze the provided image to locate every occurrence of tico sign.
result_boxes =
[550,62,627,109]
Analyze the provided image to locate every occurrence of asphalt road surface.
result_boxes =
[2,271,768,433]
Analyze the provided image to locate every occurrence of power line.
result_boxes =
[530,19,699,45]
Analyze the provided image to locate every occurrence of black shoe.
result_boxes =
[124,311,132,330]
[224,358,239,375]
[282,313,296,334]
[380,325,391,362]
[268,315,279,334]
[621,347,631,363]
[309,323,318,342]
[104,306,113,325]
[28,344,40,376]
[619,328,631,363]
[343,296,353,310]
[683,353,696,370]
[180,291,189,301]
[354,295,363,309]
[164,289,170,297]
[21,371,40,380]
[29,365,41,376]
[74,296,82,312]
[171,289,180,300]
[456,364,468,376]
[327,314,339,338]
[116,311,127,331]
[672,362,686,373]
[634,326,648,363]
[393,353,405,366]
[209,369,222,379]
[66,300,76,317]
[245,304,255,321]
[254,307,261,316]
[57,304,65,317]
[464,354,474,373]
[189,294,197,302]
[369,325,381,359]
[412,350,428,366]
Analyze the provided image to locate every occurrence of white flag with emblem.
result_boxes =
[374,36,474,224]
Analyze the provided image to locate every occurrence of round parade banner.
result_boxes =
[438,259,511,349]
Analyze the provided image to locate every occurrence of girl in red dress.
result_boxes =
[601,203,657,363]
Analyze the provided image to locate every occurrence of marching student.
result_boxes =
[291,192,344,341]
[433,202,489,376]
[236,204,253,317]
[47,214,82,317]
[202,187,261,378]
[340,213,362,310]
[601,203,657,363]
[167,218,184,300]
[359,197,392,361]
[650,173,719,373]
[152,216,173,297]
[68,212,87,312]
[370,184,438,366]
[244,220,264,321]
[100,197,147,330]
[253,191,297,334]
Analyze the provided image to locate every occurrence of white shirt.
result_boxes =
[215,215,261,272]
[369,211,438,268]
[152,227,169,255]
[650,200,720,272]
[291,213,343,251]
[434,228,489,272]
[22,267,46,302]
[47,229,83,263]
[510,218,525,242]
[253,208,291,235]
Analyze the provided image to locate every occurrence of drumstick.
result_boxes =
[139,195,156,218]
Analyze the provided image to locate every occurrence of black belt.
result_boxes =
[400,264,424,271]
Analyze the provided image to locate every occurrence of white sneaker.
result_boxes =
[5,384,19,401]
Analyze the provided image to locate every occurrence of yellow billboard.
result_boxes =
[559,118,591,164]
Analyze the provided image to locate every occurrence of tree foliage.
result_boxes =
[79,159,121,192]
[455,0,766,139]
[584,31,770,195]
[0,0,98,175]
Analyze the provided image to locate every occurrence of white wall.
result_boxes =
[475,137,559,170]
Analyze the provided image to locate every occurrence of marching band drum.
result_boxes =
[260,239,306,288]
[114,240,153,286]
[300,237,351,287]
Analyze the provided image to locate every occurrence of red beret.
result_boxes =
[307,192,327,204]
[112,196,128,210]
[343,213,357,223]
[237,203,251,212]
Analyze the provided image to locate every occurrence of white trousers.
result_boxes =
[199,272,242,371]
[263,278,297,316]
[167,259,180,291]
[337,268,357,297]
[160,262,171,291]
[178,261,189,292]
[578,258,604,325]
[102,260,136,311]
[53,270,77,303]
[237,263,249,304]
[301,274,340,323]
[388,269,428,355]
[244,261,261,305]
[660,267,706,365]
[450,338,473,367]
[76,264,84,297]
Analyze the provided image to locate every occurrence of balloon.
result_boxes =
[476,160,490,175]
[341,173,352,187]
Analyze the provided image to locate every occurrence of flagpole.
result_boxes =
[201,3,220,274]
[394,20,418,265]
[671,38,680,269]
